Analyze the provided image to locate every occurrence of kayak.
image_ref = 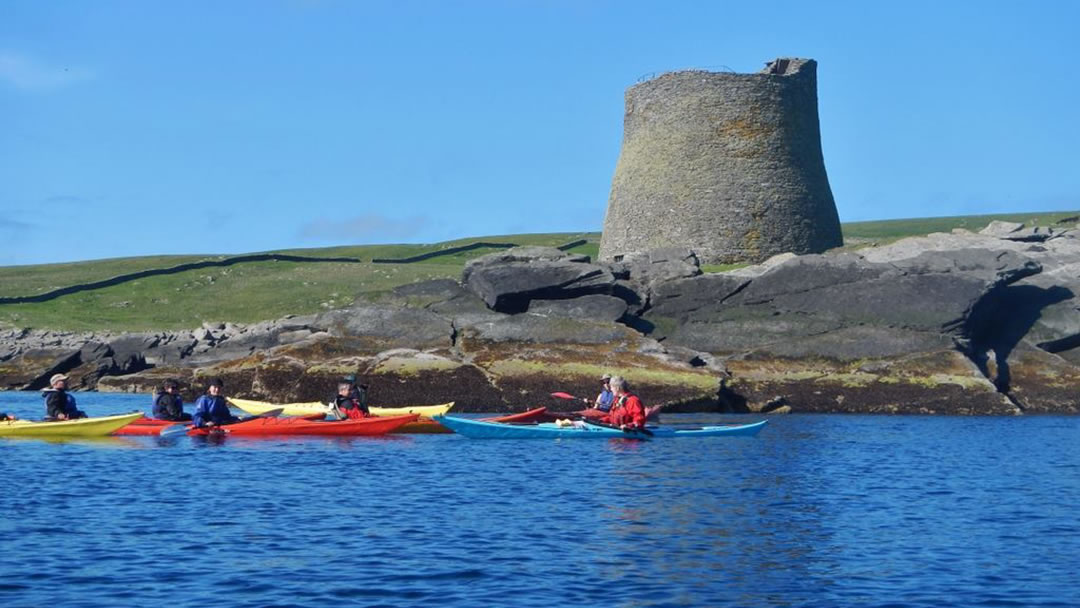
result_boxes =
[485,407,553,424]
[1,412,144,438]
[394,418,453,434]
[113,411,327,436]
[112,417,184,436]
[228,397,454,418]
[390,407,555,434]
[187,413,420,437]
[559,405,663,421]
[432,415,767,439]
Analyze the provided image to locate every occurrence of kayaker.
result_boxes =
[586,374,615,412]
[152,379,192,421]
[42,374,87,420]
[606,376,646,430]
[192,378,238,428]
[343,374,370,415]
[0,412,14,421]
[332,381,369,420]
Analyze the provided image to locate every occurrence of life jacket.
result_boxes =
[595,389,615,412]
[193,394,232,427]
[152,391,185,420]
[42,389,80,419]
[335,394,368,419]
[609,393,646,428]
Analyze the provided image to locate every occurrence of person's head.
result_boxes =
[50,373,69,389]
[343,374,357,386]
[163,379,179,392]
[337,382,352,395]
[609,375,627,395]
[601,373,612,387]
[207,378,224,395]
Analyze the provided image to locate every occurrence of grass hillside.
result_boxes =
[0,212,1075,332]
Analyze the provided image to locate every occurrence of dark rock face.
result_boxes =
[9,224,1080,415]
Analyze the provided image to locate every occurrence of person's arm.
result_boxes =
[192,396,210,427]
[330,395,346,420]
[628,397,647,428]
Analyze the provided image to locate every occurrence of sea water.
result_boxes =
[1,392,1077,607]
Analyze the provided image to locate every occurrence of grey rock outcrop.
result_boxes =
[463,246,615,313]
[528,295,628,322]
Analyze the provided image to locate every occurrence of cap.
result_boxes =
[50,373,69,384]
[601,374,612,381]
[344,374,357,383]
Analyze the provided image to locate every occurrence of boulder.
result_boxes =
[463,247,615,313]
[388,279,506,329]
[528,294,628,322]
[314,305,453,353]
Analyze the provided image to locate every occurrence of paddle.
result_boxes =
[553,391,653,437]
[159,407,285,438]
[584,418,655,437]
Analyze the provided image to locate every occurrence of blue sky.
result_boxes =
[2,0,1077,266]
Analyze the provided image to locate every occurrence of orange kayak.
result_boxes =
[187,414,419,436]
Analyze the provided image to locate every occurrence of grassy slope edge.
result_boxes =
[0,212,1075,332]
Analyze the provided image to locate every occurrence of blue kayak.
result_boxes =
[432,415,767,439]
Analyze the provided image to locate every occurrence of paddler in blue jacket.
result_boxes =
[585,373,615,412]
[152,379,192,421]
[192,378,238,428]
[42,373,87,420]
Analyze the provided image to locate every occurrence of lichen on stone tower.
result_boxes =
[599,58,843,265]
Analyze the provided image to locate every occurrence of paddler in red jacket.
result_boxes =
[606,376,647,430]
[332,381,369,420]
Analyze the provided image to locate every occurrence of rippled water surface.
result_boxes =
[2,392,1078,607]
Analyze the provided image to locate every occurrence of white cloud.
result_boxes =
[298,213,430,242]
[0,52,94,91]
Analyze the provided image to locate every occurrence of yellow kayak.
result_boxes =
[228,398,454,418]
[0,412,144,438]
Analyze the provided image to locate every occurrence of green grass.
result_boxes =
[839,211,1077,245]
[0,233,600,332]
[0,212,1075,332]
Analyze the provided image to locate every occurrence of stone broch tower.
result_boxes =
[599,58,843,264]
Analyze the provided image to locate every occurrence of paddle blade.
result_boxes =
[550,392,576,400]
[159,424,190,438]
[236,407,285,423]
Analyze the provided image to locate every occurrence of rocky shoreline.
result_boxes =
[2,221,1077,415]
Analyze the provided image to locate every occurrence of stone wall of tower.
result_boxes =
[599,58,843,264]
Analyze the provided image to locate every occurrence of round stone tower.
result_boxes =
[599,58,843,265]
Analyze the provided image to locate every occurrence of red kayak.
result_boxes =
[547,405,664,422]
[113,417,188,436]
[187,414,420,436]
[483,407,557,424]
[114,412,329,436]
